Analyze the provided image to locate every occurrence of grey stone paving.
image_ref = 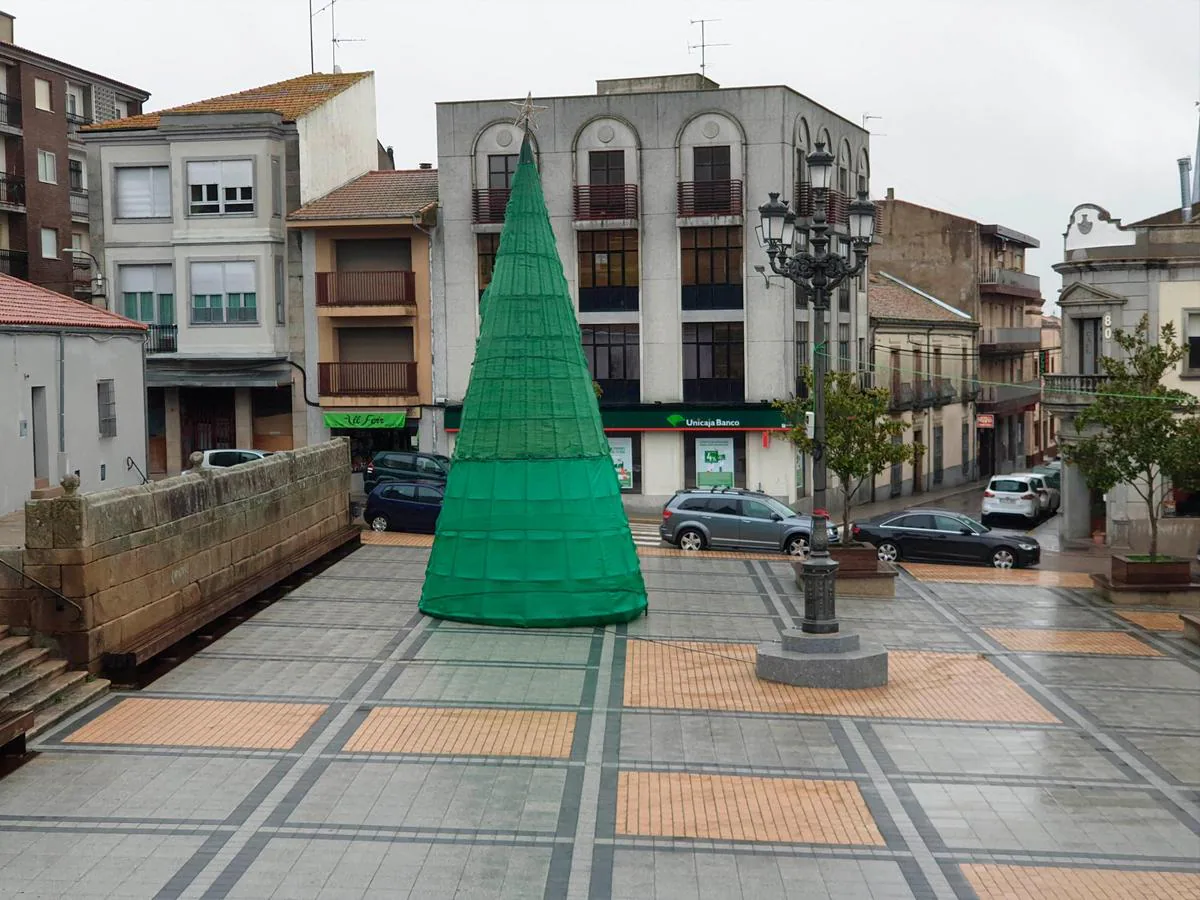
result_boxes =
[0,550,1197,899]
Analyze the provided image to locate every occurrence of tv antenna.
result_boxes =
[689,19,730,77]
[862,113,887,137]
[311,0,364,73]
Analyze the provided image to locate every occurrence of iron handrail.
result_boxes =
[0,556,84,620]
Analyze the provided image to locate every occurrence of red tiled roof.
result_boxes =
[83,72,371,132]
[868,273,973,324]
[288,169,439,222]
[0,274,146,331]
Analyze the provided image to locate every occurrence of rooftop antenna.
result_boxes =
[862,113,887,137]
[689,19,730,78]
[312,0,364,73]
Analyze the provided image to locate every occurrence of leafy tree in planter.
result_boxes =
[1066,315,1200,559]
[775,369,918,537]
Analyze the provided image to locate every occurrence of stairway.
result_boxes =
[0,625,109,752]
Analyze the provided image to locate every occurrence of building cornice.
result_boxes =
[0,41,148,99]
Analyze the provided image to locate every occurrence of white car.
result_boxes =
[198,449,272,468]
[981,476,1041,524]
[1012,471,1060,514]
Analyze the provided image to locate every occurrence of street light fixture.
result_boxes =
[755,141,877,646]
[65,248,106,303]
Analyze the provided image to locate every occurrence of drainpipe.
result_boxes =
[57,332,65,459]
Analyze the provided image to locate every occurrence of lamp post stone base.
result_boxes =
[755,628,889,690]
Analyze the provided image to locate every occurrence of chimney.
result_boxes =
[0,11,14,44]
[418,162,432,170]
[886,187,895,201]
[1179,157,1193,223]
[386,145,395,168]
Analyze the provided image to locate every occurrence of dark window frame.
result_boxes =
[681,226,743,310]
[477,233,502,299]
[487,154,519,190]
[683,432,747,489]
[582,324,641,404]
[97,379,117,438]
[578,229,639,312]
[693,145,731,183]
[682,322,745,402]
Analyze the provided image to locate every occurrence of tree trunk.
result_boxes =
[1147,470,1159,560]
[842,484,852,539]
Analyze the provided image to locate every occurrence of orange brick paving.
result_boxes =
[984,628,1163,656]
[961,863,1200,899]
[63,698,327,750]
[360,530,785,560]
[900,563,1096,588]
[623,642,1059,724]
[1116,611,1186,632]
[616,771,885,845]
[343,706,575,758]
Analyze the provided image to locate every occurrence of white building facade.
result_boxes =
[0,274,147,516]
[83,73,380,476]
[429,75,871,513]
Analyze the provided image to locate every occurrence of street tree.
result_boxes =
[775,369,918,537]
[1066,315,1200,559]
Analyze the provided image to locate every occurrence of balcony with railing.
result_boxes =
[66,112,92,139]
[69,188,88,218]
[0,93,20,129]
[979,326,1041,355]
[0,173,25,209]
[316,271,416,308]
[472,188,510,225]
[318,361,418,397]
[914,379,937,408]
[573,184,638,221]
[792,183,850,228]
[0,248,28,280]
[889,382,915,411]
[146,324,178,354]
[976,378,1042,414]
[960,377,981,402]
[676,180,743,218]
[979,268,1041,299]
[934,376,958,405]
[1042,373,1110,414]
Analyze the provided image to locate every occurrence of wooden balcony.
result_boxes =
[316,271,415,307]
[677,180,743,218]
[472,188,510,224]
[573,184,638,220]
[318,362,417,397]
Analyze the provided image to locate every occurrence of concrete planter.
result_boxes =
[829,542,881,574]
[1111,554,1192,586]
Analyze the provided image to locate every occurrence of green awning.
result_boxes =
[323,412,407,429]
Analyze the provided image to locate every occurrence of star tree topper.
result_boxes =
[509,92,547,132]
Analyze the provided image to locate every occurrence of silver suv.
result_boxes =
[660,487,839,555]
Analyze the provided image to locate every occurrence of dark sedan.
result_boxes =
[851,509,1040,569]
[364,481,444,533]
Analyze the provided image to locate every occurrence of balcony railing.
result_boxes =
[934,376,958,405]
[0,93,20,128]
[0,173,25,207]
[979,327,1042,353]
[472,188,510,224]
[683,378,745,403]
[889,382,915,411]
[316,271,415,307]
[979,268,1041,297]
[976,378,1042,412]
[65,111,92,137]
[318,361,418,396]
[792,183,852,227]
[69,188,88,217]
[0,248,28,281]
[146,324,178,353]
[960,377,981,402]
[573,184,638,220]
[914,379,937,408]
[677,180,743,217]
[1042,373,1110,409]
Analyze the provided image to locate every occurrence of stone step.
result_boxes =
[0,634,32,661]
[0,646,49,683]
[28,679,110,739]
[0,658,67,706]
[2,669,90,717]
[0,624,9,641]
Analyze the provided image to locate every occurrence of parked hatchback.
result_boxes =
[199,449,272,468]
[364,481,444,533]
[660,487,839,555]
[1012,471,1060,514]
[853,509,1040,569]
[981,476,1041,524]
[363,451,451,493]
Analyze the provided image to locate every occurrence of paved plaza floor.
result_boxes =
[1,536,1198,899]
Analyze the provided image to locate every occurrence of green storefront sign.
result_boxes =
[323,412,407,429]
[443,405,786,431]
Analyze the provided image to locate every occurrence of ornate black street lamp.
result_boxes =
[757,142,876,635]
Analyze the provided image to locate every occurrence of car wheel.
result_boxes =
[784,534,809,556]
[677,528,705,552]
[369,516,390,533]
[877,541,900,563]
[991,548,1016,569]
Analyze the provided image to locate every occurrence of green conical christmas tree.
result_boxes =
[419,131,648,627]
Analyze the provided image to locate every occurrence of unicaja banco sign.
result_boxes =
[667,414,742,428]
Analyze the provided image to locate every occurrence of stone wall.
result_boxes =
[0,440,354,671]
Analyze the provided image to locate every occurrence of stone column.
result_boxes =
[234,387,253,448]
[165,388,182,475]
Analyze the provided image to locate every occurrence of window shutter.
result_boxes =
[190,261,224,296]
[224,261,255,294]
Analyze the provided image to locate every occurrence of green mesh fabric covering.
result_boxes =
[419,135,648,627]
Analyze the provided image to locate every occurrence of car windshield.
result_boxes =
[761,496,797,519]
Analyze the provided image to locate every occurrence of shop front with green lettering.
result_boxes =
[442,404,788,432]
[324,410,417,472]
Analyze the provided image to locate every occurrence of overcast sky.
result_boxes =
[19,0,1200,311]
